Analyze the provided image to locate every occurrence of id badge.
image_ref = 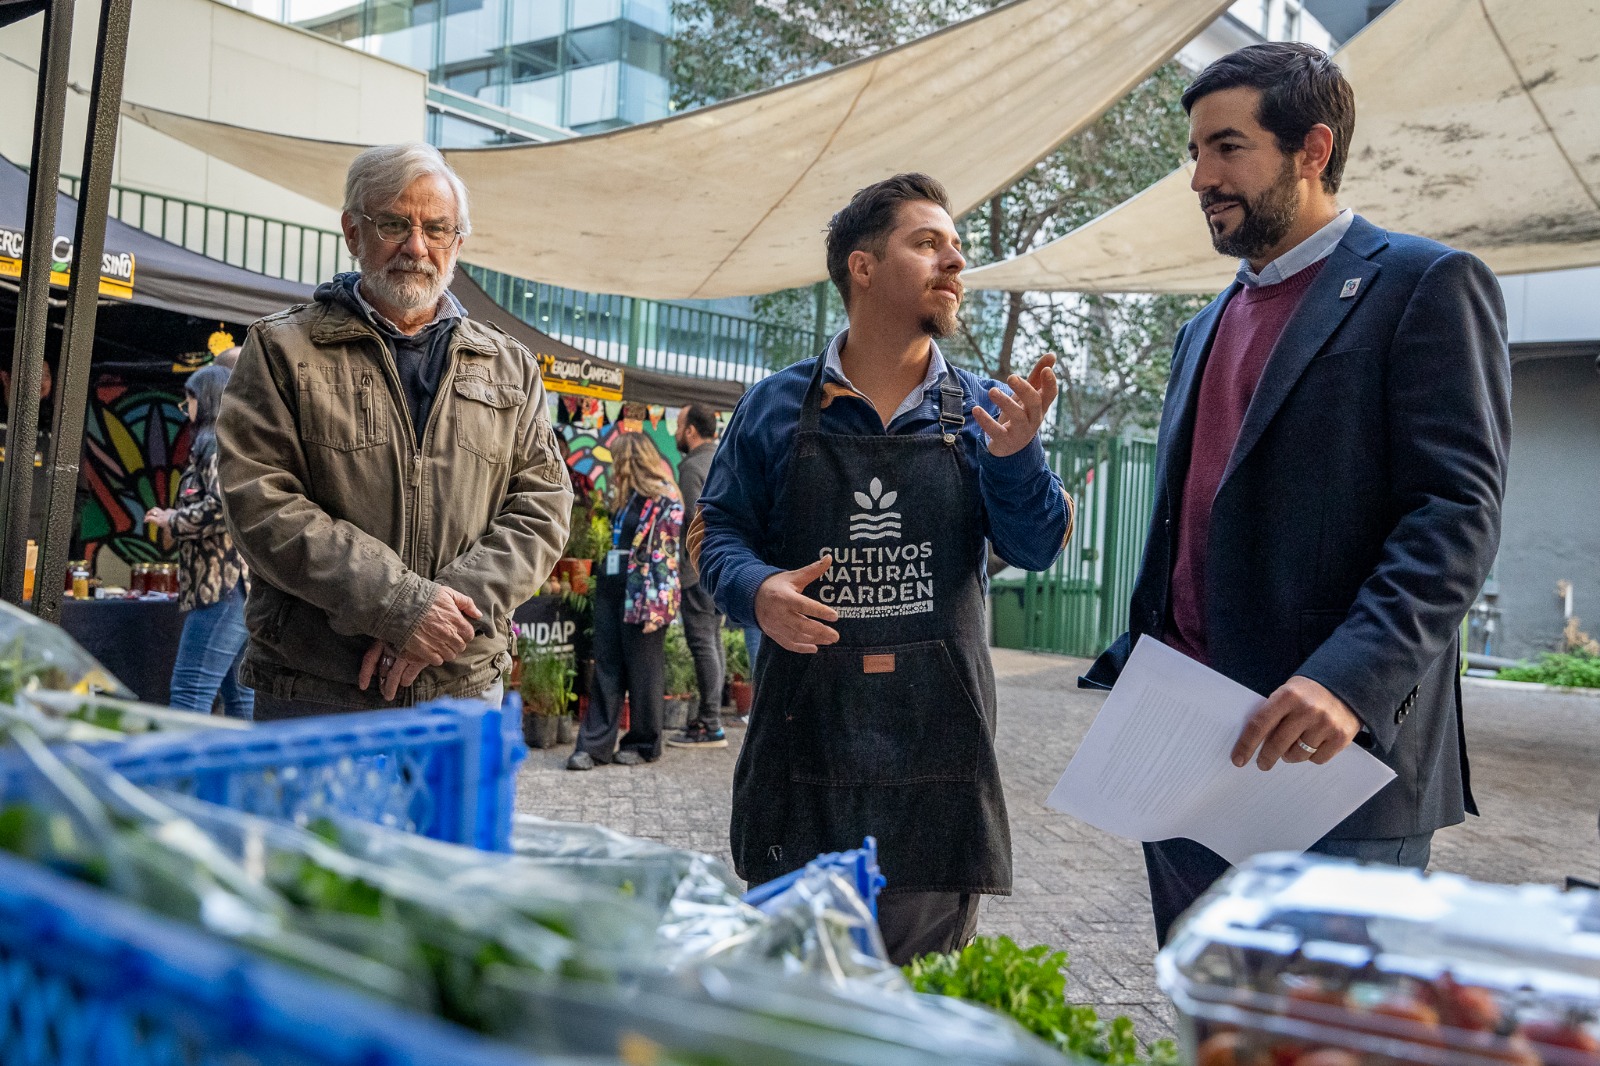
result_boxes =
[604,549,629,577]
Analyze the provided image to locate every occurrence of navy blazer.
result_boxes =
[1084,216,1511,840]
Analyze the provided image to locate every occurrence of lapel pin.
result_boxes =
[1339,277,1361,299]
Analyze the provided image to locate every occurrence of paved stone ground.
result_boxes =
[515,650,1600,1043]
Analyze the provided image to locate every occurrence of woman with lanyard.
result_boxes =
[568,432,684,770]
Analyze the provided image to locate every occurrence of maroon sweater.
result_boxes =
[1165,259,1326,664]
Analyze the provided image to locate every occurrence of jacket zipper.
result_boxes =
[360,375,374,441]
[353,324,465,705]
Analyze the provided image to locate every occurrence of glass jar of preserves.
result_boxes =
[130,563,149,595]
[71,563,90,600]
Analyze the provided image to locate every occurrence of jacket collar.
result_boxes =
[1162,280,1238,506]
[1220,214,1388,486]
[1161,215,1390,501]
[308,298,498,357]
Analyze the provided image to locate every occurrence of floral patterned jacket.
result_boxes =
[169,448,249,611]
[623,495,682,631]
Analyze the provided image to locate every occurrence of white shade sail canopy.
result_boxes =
[964,0,1600,293]
[120,0,1233,301]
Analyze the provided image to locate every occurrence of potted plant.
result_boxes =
[554,491,609,595]
[722,627,753,715]
[518,638,575,749]
[663,622,697,732]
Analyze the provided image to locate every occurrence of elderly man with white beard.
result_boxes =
[217,143,572,718]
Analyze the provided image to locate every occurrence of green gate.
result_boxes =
[994,437,1159,658]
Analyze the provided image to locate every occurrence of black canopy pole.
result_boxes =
[0,0,74,607]
[33,0,132,623]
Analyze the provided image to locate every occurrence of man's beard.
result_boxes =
[359,247,454,314]
[919,282,962,338]
[1204,155,1301,260]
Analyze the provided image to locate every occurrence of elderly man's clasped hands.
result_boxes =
[358,586,482,701]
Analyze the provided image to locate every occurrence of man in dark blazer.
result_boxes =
[1082,43,1511,945]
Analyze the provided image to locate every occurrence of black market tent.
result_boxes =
[0,152,312,323]
[0,0,45,29]
[0,152,743,409]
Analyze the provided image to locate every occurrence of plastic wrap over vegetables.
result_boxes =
[0,600,130,705]
[0,727,656,1031]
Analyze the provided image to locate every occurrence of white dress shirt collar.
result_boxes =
[822,329,949,426]
[1237,208,1355,288]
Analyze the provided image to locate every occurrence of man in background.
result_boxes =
[668,402,728,748]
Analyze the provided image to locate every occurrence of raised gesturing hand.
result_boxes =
[973,354,1059,458]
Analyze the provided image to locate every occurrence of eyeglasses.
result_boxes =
[362,213,463,249]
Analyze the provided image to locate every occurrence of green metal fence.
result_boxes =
[999,435,1159,658]
[467,265,821,382]
[59,174,355,284]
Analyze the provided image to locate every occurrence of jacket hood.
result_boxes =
[314,271,365,315]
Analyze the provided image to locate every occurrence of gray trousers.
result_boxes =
[1143,831,1433,946]
[678,583,724,731]
[875,891,981,966]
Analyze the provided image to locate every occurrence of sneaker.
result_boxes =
[565,751,595,771]
[613,750,646,766]
[667,725,728,749]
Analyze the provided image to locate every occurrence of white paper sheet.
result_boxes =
[1046,636,1397,865]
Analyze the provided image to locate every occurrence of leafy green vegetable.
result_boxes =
[905,935,1177,1065]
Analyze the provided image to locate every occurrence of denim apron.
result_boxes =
[730,357,1012,896]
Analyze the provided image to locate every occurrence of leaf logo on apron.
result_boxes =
[849,477,901,541]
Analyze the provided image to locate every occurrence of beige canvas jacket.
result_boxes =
[217,298,572,708]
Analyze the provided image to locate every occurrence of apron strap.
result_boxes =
[938,375,965,445]
[797,351,829,435]
[803,349,966,444]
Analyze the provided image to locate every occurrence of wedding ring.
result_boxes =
[1296,740,1319,755]
[380,653,396,671]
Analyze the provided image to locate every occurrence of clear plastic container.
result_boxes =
[1157,853,1600,1066]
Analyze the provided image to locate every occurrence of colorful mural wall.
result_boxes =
[552,397,684,503]
[78,380,189,567]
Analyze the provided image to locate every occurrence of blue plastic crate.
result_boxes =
[0,848,557,1066]
[2,696,526,852]
[742,837,886,917]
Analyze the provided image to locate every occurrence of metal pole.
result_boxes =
[33,0,133,623]
[1,0,75,606]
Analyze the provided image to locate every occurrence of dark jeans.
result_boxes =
[168,585,253,720]
[876,891,981,966]
[1143,831,1434,946]
[578,576,665,762]
[679,583,723,730]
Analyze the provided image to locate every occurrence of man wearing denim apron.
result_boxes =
[693,174,1072,964]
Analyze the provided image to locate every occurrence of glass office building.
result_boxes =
[235,0,671,144]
